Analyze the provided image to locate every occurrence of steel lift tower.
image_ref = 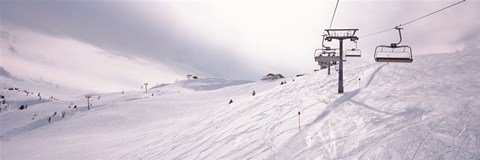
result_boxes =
[324,29,358,93]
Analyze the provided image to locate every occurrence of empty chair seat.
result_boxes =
[374,45,413,63]
[375,57,413,63]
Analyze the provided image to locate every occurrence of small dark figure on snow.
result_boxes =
[48,116,52,124]
[2,99,5,104]
[52,111,57,116]
[252,90,256,96]
[229,99,233,104]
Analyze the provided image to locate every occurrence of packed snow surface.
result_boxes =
[1,49,480,159]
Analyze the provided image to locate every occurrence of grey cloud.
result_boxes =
[0,66,13,78]
[0,1,262,80]
[1,30,17,54]
[457,28,480,49]
[457,28,480,43]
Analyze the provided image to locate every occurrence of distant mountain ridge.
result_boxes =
[151,77,253,91]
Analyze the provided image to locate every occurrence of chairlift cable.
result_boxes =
[359,0,466,38]
[359,27,394,39]
[329,0,340,29]
[398,0,466,27]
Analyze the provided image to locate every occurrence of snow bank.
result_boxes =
[1,50,480,159]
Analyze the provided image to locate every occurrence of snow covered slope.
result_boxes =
[150,78,253,92]
[0,67,87,99]
[1,49,480,159]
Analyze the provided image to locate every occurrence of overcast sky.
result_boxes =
[1,0,479,92]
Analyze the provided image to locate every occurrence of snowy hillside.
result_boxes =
[150,78,253,91]
[0,67,87,100]
[1,49,480,159]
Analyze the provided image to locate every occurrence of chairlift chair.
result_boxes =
[345,49,362,57]
[313,33,346,70]
[374,45,413,63]
[374,26,413,63]
[345,41,362,57]
[314,48,338,69]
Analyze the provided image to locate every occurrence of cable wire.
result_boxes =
[399,0,466,27]
[359,0,466,39]
[329,0,340,29]
[359,27,395,38]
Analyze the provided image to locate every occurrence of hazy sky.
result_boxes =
[1,0,479,92]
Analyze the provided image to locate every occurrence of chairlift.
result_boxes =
[314,48,338,69]
[314,49,328,69]
[345,41,362,57]
[374,26,413,63]
[314,34,340,69]
[321,34,335,51]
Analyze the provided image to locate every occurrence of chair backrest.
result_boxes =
[345,49,362,57]
[374,45,413,63]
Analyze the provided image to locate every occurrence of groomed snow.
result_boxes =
[1,49,480,159]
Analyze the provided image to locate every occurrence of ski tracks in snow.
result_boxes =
[123,51,480,160]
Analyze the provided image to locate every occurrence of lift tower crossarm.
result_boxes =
[325,29,359,41]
